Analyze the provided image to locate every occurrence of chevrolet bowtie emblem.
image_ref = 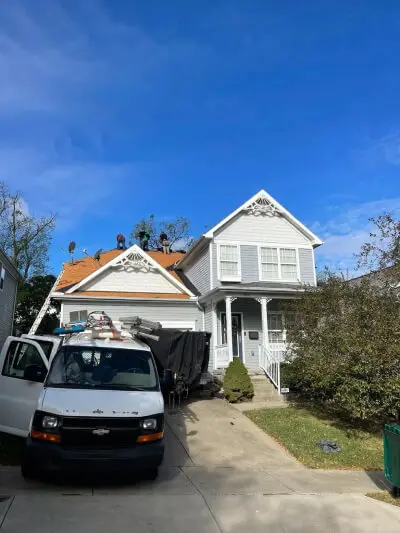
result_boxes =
[92,428,110,436]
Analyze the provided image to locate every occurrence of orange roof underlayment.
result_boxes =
[56,249,187,293]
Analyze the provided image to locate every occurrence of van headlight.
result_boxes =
[42,415,60,429]
[141,418,157,431]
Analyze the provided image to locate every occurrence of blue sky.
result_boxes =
[1,0,400,276]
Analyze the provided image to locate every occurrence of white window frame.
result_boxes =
[69,310,88,323]
[258,246,300,282]
[217,243,242,282]
[0,262,5,291]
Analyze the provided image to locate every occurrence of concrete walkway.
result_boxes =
[0,398,398,532]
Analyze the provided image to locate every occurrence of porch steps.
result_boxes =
[250,375,286,403]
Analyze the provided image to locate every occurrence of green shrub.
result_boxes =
[223,359,254,403]
[279,362,301,392]
[285,274,400,424]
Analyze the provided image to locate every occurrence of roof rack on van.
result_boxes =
[53,312,161,342]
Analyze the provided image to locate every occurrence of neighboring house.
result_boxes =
[49,190,323,389]
[0,249,19,348]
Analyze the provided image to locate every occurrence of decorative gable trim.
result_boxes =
[66,244,195,297]
[204,189,323,246]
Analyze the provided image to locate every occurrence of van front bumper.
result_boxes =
[24,437,164,474]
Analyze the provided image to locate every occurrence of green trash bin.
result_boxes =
[384,424,400,496]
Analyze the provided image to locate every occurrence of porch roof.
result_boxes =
[199,282,305,303]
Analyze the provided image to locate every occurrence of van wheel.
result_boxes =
[21,460,39,481]
[141,468,158,481]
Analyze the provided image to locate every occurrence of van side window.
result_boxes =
[2,341,46,380]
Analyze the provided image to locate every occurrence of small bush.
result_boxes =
[279,362,301,392]
[223,359,254,403]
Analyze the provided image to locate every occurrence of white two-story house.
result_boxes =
[47,190,322,391]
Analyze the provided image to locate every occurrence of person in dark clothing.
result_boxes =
[138,231,150,251]
[159,232,170,254]
[116,233,126,250]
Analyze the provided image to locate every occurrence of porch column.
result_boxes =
[211,301,218,370]
[260,297,272,347]
[225,296,234,362]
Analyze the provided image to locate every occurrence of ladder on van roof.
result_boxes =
[28,269,64,335]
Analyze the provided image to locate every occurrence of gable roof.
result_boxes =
[55,245,194,298]
[177,189,323,268]
[204,189,323,245]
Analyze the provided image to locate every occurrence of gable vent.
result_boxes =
[112,251,157,273]
[245,196,279,216]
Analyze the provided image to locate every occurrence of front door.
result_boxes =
[221,313,243,360]
[0,337,49,437]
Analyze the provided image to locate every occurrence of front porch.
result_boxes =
[204,293,294,393]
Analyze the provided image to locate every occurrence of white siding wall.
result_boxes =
[183,245,210,295]
[215,212,310,245]
[62,300,202,330]
[81,268,181,294]
[0,265,18,348]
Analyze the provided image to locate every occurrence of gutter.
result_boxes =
[52,293,200,304]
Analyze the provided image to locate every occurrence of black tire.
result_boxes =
[21,460,40,481]
[141,468,158,481]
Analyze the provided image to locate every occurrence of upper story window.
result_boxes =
[259,246,299,281]
[218,244,241,282]
[0,262,5,291]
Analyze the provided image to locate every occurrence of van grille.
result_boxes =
[61,417,141,449]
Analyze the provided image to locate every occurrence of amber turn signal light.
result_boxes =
[31,430,61,443]
[136,432,163,443]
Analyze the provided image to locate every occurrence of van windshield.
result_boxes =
[46,345,159,391]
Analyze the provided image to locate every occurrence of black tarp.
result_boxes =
[144,329,210,392]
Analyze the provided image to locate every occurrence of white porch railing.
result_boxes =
[215,344,230,369]
[259,343,286,394]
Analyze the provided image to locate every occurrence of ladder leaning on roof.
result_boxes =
[28,269,64,335]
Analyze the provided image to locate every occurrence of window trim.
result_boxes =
[217,243,242,282]
[258,246,300,282]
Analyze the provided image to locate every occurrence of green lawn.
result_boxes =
[0,433,25,465]
[366,492,400,508]
[246,407,383,470]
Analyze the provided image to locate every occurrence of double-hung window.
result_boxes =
[218,244,241,281]
[280,248,298,280]
[259,247,298,281]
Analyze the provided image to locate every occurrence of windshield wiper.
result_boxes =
[92,384,148,391]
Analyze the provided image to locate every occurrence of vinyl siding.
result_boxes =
[183,245,210,295]
[241,245,259,283]
[81,268,181,294]
[299,248,316,285]
[0,266,18,348]
[215,212,310,245]
[212,243,315,287]
[61,300,202,331]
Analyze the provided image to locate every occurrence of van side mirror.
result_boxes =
[24,364,46,383]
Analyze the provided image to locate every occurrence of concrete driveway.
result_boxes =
[0,398,398,532]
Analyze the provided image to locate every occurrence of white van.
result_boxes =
[0,333,164,479]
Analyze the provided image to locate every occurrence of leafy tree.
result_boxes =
[129,214,192,251]
[285,274,400,424]
[357,213,400,284]
[0,182,56,280]
[223,358,254,403]
[15,275,60,335]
